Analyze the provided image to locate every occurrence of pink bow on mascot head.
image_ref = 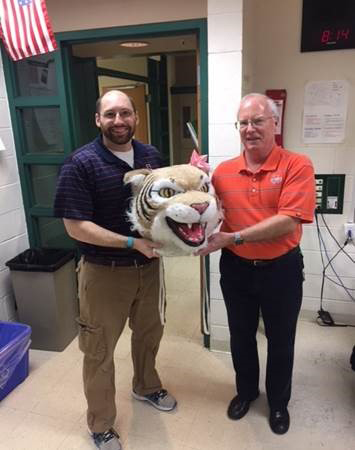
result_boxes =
[189,149,210,174]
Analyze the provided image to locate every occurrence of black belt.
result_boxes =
[234,246,300,267]
[83,255,151,267]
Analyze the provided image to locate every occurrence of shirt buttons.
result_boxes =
[252,188,256,192]
[252,178,257,182]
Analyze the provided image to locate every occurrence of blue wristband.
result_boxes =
[126,237,135,249]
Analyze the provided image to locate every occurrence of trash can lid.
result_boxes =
[5,248,75,272]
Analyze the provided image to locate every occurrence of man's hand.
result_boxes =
[134,238,162,258]
[196,232,234,256]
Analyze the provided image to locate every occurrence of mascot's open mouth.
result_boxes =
[166,217,206,247]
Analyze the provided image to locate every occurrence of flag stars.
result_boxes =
[19,0,32,6]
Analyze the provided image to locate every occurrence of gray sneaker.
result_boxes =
[90,428,122,450]
[132,389,177,411]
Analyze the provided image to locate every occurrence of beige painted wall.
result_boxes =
[209,0,355,351]
[250,0,355,320]
[96,56,148,90]
[47,0,207,32]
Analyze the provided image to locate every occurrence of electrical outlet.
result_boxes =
[344,223,355,242]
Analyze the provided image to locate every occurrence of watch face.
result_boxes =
[301,0,355,52]
[234,232,243,244]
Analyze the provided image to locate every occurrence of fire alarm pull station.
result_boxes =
[315,174,345,214]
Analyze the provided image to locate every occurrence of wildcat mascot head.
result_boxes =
[124,152,221,256]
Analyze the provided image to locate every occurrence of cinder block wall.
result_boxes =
[207,0,243,351]
[0,53,29,322]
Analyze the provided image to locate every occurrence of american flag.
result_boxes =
[0,0,57,61]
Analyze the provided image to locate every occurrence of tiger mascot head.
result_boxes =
[124,163,221,256]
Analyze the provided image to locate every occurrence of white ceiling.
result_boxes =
[72,34,197,59]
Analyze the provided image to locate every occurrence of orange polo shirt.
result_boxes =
[212,146,315,260]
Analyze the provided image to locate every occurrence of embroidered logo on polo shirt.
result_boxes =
[270,175,283,185]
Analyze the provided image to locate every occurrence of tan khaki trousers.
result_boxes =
[77,258,164,433]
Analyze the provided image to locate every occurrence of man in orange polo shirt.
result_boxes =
[198,93,315,434]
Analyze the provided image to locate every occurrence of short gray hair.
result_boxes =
[239,93,279,122]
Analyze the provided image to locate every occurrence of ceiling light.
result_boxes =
[120,41,149,48]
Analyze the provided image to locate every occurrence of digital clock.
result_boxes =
[301,0,355,52]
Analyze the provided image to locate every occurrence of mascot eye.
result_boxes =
[201,183,209,193]
[159,187,176,198]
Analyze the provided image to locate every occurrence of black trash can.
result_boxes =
[6,248,78,352]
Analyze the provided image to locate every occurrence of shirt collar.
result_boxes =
[236,145,282,174]
[93,135,147,167]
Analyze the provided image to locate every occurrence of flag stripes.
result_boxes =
[0,0,57,61]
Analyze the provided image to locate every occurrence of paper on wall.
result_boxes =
[302,80,348,144]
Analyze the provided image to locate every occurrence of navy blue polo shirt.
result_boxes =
[54,135,163,262]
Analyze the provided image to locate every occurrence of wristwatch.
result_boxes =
[233,231,244,245]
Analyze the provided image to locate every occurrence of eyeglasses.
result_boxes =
[234,116,274,130]
[101,109,135,120]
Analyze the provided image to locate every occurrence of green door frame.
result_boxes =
[1,49,74,244]
[2,18,208,248]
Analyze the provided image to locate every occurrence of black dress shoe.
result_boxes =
[269,409,290,434]
[227,393,259,420]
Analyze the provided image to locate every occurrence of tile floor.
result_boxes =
[0,256,354,449]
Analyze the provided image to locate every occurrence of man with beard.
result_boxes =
[54,90,176,450]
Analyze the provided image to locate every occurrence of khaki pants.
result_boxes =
[77,258,164,432]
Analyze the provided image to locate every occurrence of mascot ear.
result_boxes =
[123,169,151,194]
[189,149,210,174]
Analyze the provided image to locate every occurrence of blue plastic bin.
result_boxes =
[0,321,31,401]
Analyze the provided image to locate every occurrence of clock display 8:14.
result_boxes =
[321,29,350,44]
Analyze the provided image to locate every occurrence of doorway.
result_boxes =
[67,31,207,344]
[68,37,199,167]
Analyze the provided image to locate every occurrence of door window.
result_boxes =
[20,107,64,154]
[14,55,58,97]
[29,165,60,207]
[37,217,72,248]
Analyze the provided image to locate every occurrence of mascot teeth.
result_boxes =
[166,218,206,247]
[124,164,222,256]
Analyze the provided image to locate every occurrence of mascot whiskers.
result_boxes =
[124,152,221,256]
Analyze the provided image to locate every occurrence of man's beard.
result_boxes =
[102,124,135,145]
